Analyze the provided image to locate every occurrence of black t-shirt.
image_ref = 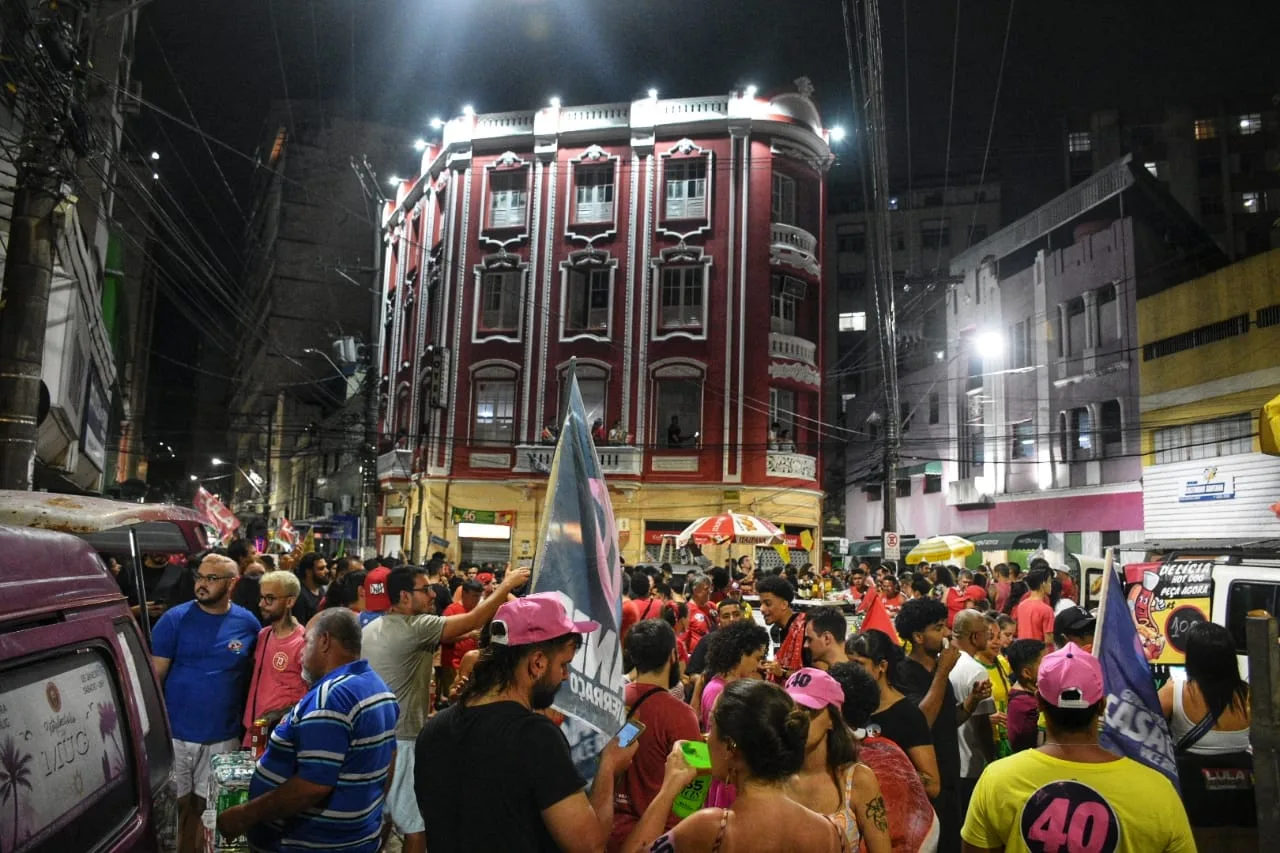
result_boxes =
[895,657,960,788]
[292,584,321,625]
[869,696,932,751]
[415,701,584,853]
[684,627,716,677]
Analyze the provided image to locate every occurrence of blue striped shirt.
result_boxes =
[246,659,399,853]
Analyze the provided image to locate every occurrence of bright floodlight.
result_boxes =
[830,126,847,142]
[744,85,758,98]
[149,150,160,160]
[388,175,400,187]
[462,104,475,116]
[935,350,946,361]
[413,138,427,151]
[429,117,444,129]
[549,96,561,108]
[212,457,226,466]
[648,88,658,99]
[152,172,159,180]
[975,330,1005,358]
[189,474,198,482]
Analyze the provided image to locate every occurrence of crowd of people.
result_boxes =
[132,543,1250,853]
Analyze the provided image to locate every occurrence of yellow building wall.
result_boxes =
[1138,249,1280,465]
[1138,248,1280,396]
[398,477,823,567]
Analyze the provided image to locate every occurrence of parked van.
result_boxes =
[0,524,177,853]
[1120,547,1280,676]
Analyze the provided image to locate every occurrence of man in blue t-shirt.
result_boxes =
[217,608,399,853]
[152,553,260,853]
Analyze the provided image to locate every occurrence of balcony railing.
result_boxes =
[768,332,817,366]
[766,451,817,481]
[770,222,818,258]
[376,449,412,481]
[511,444,644,476]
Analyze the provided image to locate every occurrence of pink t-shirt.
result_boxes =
[1014,597,1056,645]
[241,623,308,745]
[699,676,726,733]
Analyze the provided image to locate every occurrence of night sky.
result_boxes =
[132,0,1279,481]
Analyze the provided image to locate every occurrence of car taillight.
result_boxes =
[152,770,178,853]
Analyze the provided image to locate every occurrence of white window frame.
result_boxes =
[838,311,866,333]
[1194,118,1218,141]
[564,267,612,336]
[651,361,705,449]
[771,172,796,225]
[1241,191,1261,213]
[488,170,527,228]
[665,159,707,219]
[475,269,524,340]
[574,165,614,223]
[770,275,800,335]
[657,266,705,336]
[471,364,519,446]
[1238,113,1262,136]
[1068,131,1092,154]
[558,362,609,427]
[769,387,796,449]
[1153,413,1253,465]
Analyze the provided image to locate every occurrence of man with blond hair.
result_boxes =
[152,553,260,853]
[242,570,309,747]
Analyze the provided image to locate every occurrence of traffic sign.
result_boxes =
[883,531,901,561]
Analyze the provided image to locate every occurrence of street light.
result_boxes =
[413,138,428,151]
[149,150,160,160]
[429,117,444,129]
[212,457,227,466]
[829,126,847,142]
[975,330,1005,359]
[189,474,198,482]
[302,347,350,385]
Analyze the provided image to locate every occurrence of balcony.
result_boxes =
[376,449,412,482]
[770,222,819,275]
[766,451,817,481]
[769,332,817,366]
[512,444,644,476]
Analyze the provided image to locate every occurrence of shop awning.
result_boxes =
[962,529,1050,551]
[902,461,943,477]
[848,537,920,558]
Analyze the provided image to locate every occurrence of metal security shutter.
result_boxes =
[460,538,511,565]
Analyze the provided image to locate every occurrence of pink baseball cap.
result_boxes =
[363,567,391,612]
[785,667,845,711]
[490,592,599,646]
[1037,642,1104,709]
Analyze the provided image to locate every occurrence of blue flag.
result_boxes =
[1096,558,1180,789]
[531,365,626,748]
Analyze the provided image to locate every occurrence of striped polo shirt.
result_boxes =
[246,659,399,853]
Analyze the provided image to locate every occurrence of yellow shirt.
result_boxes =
[962,749,1194,853]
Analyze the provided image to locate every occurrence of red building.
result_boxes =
[375,83,833,567]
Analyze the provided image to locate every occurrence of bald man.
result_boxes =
[948,608,996,820]
[152,553,261,853]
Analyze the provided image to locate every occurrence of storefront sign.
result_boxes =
[1178,467,1236,502]
[450,507,515,525]
[1124,559,1213,666]
[80,371,109,471]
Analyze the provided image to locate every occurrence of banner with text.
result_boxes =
[451,507,516,526]
[194,486,240,542]
[1124,559,1213,666]
[531,367,625,757]
[1097,556,1180,789]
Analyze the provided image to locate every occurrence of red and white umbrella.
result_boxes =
[675,511,784,547]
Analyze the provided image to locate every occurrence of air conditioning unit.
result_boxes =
[339,494,354,513]
[61,441,79,474]
[323,501,335,518]
[333,337,360,366]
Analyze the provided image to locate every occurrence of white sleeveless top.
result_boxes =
[1170,680,1251,755]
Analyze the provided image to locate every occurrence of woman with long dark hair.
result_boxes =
[784,668,892,853]
[1001,580,1029,617]
[1158,621,1254,847]
[692,619,770,731]
[931,565,965,626]
[622,679,844,853]
[846,630,940,799]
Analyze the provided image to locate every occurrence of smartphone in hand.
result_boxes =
[616,718,646,748]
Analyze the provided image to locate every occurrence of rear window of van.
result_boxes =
[0,647,138,852]
[1225,580,1280,652]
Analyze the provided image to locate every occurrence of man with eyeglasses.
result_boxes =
[947,608,996,822]
[151,553,261,853]
[241,570,308,748]
[362,564,531,853]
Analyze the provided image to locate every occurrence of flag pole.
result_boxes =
[1093,547,1116,639]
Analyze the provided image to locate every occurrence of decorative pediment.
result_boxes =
[578,145,609,162]
[656,244,708,265]
[566,248,612,268]
[668,138,704,156]
[768,361,821,388]
[493,150,528,169]
[479,249,522,270]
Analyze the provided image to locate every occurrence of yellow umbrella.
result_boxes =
[1261,393,1280,457]
[905,535,976,565]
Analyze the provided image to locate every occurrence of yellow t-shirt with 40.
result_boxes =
[962,749,1194,853]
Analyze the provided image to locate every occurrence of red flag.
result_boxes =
[854,588,901,645]
[278,517,298,548]
[194,486,240,542]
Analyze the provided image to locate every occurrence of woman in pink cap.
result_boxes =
[784,667,893,853]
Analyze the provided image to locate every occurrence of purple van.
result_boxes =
[0,524,177,853]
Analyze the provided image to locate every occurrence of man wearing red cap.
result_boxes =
[415,592,639,853]
[360,565,392,626]
[439,579,484,698]
[362,565,530,853]
[962,642,1194,853]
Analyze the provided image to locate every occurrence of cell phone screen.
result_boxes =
[616,719,645,748]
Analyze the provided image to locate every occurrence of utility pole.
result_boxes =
[0,0,90,489]
[842,0,901,548]
[351,156,387,557]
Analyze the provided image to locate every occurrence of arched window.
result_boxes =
[652,361,704,448]
[558,363,608,427]
[471,364,518,446]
